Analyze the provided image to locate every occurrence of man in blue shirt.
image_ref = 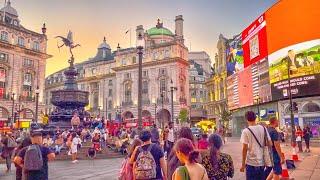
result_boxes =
[266,117,285,180]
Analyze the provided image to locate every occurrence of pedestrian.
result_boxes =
[198,134,209,150]
[130,129,167,180]
[14,131,55,180]
[303,126,312,152]
[265,117,285,180]
[119,138,142,180]
[151,124,160,145]
[295,126,303,152]
[167,127,196,180]
[201,134,234,180]
[13,137,32,180]
[172,138,209,180]
[54,134,64,154]
[0,131,17,173]
[240,111,272,180]
[71,132,81,163]
[163,125,169,154]
[71,113,80,130]
[42,134,53,147]
[167,122,175,155]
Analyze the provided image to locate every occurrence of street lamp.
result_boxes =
[160,91,166,129]
[35,87,40,123]
[11,93,15,125]
[136,32,145,130]
[287,57,296,146]
[170,80,177,123]
[153,103,157,125]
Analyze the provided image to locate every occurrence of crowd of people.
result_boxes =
[119,122,235,180]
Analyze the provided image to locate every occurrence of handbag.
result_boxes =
[296,136,302,142]
[247,126,273,167]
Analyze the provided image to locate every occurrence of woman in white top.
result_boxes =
[71,132,81,163]
[172,138,209,180]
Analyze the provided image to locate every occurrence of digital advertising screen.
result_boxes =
[226,34,244,76]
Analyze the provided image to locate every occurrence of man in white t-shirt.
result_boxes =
[166,122,175,154]
[240,111,271,180]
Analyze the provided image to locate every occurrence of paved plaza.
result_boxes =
[1,138,320,180]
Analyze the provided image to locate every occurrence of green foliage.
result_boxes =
[220,109,232,127]
[178,108,189,123]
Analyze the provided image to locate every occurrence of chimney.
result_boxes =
[175,15,183,37]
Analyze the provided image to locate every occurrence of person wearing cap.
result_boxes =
[14,131,55,180]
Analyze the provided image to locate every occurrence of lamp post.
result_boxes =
[154,103,157,124]
[11,93,15,125]
[35,87,40,123]
[136,33,144,130]
[254,96,261,121]
[287,58,296,146]
[170,80,177,123]
[160,91,165,129]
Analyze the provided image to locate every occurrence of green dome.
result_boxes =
[147,27,174,36]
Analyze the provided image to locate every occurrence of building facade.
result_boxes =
[188,51,212,123]
[44,38,116,120]
[205,34,228,125]
[113,16,189,127]
[0,1,50,126]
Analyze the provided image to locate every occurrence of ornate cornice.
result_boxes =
[112,57,189,72]
[0,40,52,59]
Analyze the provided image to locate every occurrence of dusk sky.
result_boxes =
[9,0,277,76]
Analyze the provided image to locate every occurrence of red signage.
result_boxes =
[242,14,268,67]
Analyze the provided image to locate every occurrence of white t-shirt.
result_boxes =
[168,128,174,142]
[240,125,271,166]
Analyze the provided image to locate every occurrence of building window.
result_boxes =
[143,70,148,77]
[23,73,32,86]
[91,68,97,75]
[122,59,126,65]
[18,37,25,47]
[191,90,196,97]
[108,89,112,97]
[32,41,40,51]
[160,78,166,95]
[108,100,113,109]
[22,85,32,97]
[142,81,148,97]
[23,59,33,67]
[125,73,131,79]
[0,31,8,42]
[191,98,197,103]
[124,82,132,103]
[159,68,166,76]
[0,53,8,62]
[132,56,136,64]
[108,80,112,86]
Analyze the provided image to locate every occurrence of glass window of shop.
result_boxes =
[304,117,320,138]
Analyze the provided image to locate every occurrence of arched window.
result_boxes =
[124,82,132,103]
[0,31,8,42]
[303,103,320,112]
[18,37,25,47]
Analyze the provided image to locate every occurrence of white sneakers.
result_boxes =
[72,160,79,163]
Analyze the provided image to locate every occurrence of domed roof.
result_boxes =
[147,19,174,37]
[0,1,18,17]
[98,37,111,49]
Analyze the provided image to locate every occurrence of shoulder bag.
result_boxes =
[247,126,273,167]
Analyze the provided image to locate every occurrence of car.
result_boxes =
[191,127,202,138]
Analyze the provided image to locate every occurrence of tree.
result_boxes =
[178,108,189,123]
[220,108,232,128]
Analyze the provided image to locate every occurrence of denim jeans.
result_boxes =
[5,152,12,171]
[246,165,265,180]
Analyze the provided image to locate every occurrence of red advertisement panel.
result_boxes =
[242,14,268,67]
[238,66,254,107]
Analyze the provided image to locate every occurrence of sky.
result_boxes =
[7,0,277,76]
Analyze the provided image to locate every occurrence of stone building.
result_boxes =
[113,16,189,127]
[205,34,228,124]
[188,51,212,123]
[44,37,116,120]
[0,1,50,126]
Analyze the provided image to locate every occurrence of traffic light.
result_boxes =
[292,102,298,111]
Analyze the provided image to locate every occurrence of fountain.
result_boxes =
[49,31,89,128]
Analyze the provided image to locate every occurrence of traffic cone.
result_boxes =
[292,146,299,161]
[281,153,290,179]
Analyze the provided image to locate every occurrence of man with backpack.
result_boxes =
[130,130,167,180]
[240,111,272,180]
[0,131,17,173]
[14,131,55,180]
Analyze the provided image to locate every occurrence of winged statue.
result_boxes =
[55,31,81,59]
